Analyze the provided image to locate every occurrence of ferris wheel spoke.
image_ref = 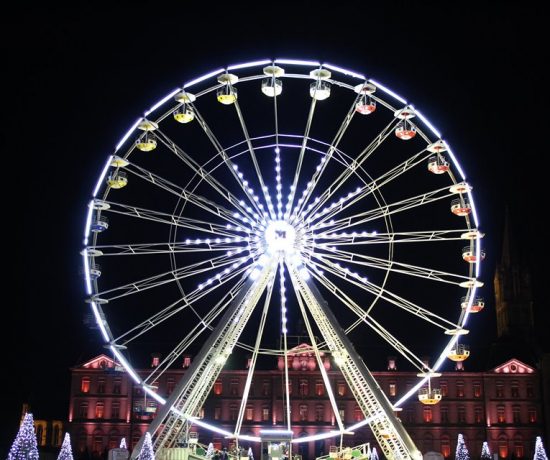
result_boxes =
[306,147,432,224]
[317,246,470,285]
[143,276,249,384]
[190,105,269,219]
[235,274,275,438]
[314,228,473,246]
[284,95,317,218]
[233,99,276,214]
[95,251,254,301]
[292,90,362,218]
[303,265,427,372]
[103,201,248,237]
[305,255,459,330]
[87,240,248,257]
[123,160,257,227]
[154,129,261,222]
[286,270,346,431]
[299,118,397,219]
[112,266,251,346]
[313,185,454,233]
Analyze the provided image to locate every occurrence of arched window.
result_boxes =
[109,429,119,450]
[81,377,90,393]
[354,406,362,422]
[423,433,434,452]
[498,435,508,459]
[36,425,44,446]
[514,435,524,459]
[441,435,451,458]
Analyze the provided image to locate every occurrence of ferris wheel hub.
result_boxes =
[264,220,297,256]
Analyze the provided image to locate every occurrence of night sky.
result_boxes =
[4,3,547,455]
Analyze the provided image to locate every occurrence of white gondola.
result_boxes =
[91,214,109,232]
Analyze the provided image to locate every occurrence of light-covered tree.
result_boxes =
[8,413,39,460]
[138,433,154,460]
[120,438,127,450]
[57,433,74,460]
[534,437,548,460]
[370,447,379,460]
[480,441,491,460]
[455,434,470,460]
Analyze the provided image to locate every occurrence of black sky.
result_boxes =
[4,3,547,454]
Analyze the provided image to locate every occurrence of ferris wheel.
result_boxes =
[81,59,484,460]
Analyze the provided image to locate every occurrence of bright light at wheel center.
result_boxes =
[264,220,296,256]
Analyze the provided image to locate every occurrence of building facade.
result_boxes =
[67,353,545,460]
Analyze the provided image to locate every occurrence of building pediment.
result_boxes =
[492,358,535,374]
[79,354,119,369]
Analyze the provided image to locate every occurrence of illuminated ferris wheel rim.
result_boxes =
[81,58,484,447]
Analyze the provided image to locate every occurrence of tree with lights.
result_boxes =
[533,437,548,460]
[138,433,154,460]
[455,434,470,460]
[481,442,491,460]
[247,447,254,460]
[8,413,39,460]
[206,443,214,459]
[120,438,127,449]
[57,433,74,460]
[370,447,379,460]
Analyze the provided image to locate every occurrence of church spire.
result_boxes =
[493,206,534,341]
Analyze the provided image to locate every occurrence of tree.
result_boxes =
[58,433,74,460]
[120,438,127,450]
[481,442,491,460]
[455,434,470,460]
[370,447,379,460]
[247,447,254,460]
[8,413,39,460]
[206,443,214,459]
[534,437,548,460]
[138,433,154,460]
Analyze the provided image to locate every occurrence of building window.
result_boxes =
[441,406,449,423]
[474,406,483,423]
[214,380,222,395]
[111,402,120,419]
[424,434,434,452]
[440,381,448,397]
[214,407,221,420]
[458,406,466,423]
[95,402,105,419]
[496,382,504,398]
[315,381,324,396]
[183,356,191,368]
[167,378,175,395]
[511,382,519,398]
[512,406,520,423]
[79,403,88,418]
[498,436,508,459]
[315,405,324,422]
[338,408,345,422]
[528,408,537,423]
[354,406,362,422]
[262,407,270,422]
[94,436,103,454]
[441,436,451,458]
[526,384,534,398]
[299,405,308,421]
[81,377,90,393]
[97,378,106,394]
[389,383,396,397]
[514,438,524,458]
[473,382,482,398]
[230,379,239,396]
[299,379,309,397]
[230,405,237,421]
[337,382,346,396]
[405,408,415,423]
[245,407,254,421]
[423,407,433,423]
[113,378,121,395]
[456,382,465,398]
[497,405,505,423]
[262,380,270,396]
